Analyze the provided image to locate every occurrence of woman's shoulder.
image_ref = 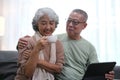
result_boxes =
[20,35,36,43]
[55,39,64,50]
[20,35,33,40]
[18,35,35,50]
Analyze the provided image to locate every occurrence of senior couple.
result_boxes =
[15,7,114,80]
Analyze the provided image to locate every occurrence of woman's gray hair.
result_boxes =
[72,9,88,22]
[32,7,59,31]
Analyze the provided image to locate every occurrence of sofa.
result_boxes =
[0,51,18,80]
[0,51,120,80]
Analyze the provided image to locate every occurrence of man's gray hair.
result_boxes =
[32,7,59,31]
[72,9,88,22]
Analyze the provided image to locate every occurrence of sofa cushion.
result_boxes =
[0,51,18,80]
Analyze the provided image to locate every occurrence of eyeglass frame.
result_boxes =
[66,18,85,26]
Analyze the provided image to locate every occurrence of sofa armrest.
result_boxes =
[114,66,120,79]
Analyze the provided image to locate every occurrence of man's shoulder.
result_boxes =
[81,37,95,48]
[57,33,67,41]
[57,33,66,37]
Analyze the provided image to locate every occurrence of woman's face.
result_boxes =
[37,15,56,36]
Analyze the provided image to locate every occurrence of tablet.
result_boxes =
[82,62,116,80]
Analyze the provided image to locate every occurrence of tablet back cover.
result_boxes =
[82,62,116,80]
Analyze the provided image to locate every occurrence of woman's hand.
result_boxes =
[23,50,31,59]
[35,36,49,50]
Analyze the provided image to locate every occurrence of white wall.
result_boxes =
[0,0,120,65]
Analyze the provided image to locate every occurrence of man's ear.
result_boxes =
[83,23,87,29]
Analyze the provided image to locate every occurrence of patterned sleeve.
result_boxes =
[16,36,34,79]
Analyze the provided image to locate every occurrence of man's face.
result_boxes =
[66,12,87,39]
[37,15,56,36]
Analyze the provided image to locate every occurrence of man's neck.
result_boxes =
[69,35,81,40]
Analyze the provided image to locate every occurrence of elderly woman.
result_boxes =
[15,7,64,80]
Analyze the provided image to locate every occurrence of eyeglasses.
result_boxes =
[67,19,85,26]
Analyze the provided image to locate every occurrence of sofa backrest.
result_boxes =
[0,51,18,80]
[0,51,18,62]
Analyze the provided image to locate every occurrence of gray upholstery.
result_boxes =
[114,66,120,79]
[0,51,120,80]
[0,51,18,80]
[0,51,18,62]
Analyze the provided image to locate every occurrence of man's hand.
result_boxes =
[105,71,114,80]
[17,35,30,49]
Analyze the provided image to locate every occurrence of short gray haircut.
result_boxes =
[72,9,88,22]
[32,7,59,31]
